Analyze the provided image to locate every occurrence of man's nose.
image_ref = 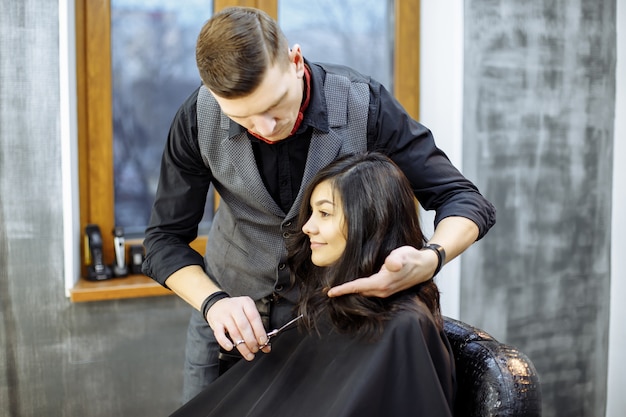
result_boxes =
[252,115,276,137]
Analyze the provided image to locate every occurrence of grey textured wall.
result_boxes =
[461,1,615,416]
[0,1,192,415]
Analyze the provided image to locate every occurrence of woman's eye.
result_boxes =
[319,211,330,218]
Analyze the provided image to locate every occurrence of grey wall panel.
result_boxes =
[1,1,193,415]
[462,1,615,416]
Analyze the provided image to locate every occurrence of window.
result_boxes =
[73,0,420,298]
[279,1,393,89]
[111,0,215,237]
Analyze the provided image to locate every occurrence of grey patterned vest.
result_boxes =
[196,65,369,302]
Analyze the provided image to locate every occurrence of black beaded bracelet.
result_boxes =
[200,291,230,323]
[424,243,446,278]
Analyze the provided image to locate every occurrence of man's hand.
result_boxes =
[326,245,438,298]
[205,296,271,360]
[326,217,480,299]
[164,265,272,360]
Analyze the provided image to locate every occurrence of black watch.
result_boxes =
[424,243,446,278]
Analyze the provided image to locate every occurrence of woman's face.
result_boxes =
[302,180,347,266]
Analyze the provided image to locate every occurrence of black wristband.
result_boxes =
[200,291,230,323]
[424,243,446,278]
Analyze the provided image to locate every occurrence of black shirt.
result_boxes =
[250,130,311,214]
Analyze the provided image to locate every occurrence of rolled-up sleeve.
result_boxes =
[142,89,213,286]
[368,84,496,240]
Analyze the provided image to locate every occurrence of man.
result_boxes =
[143,6,495,402]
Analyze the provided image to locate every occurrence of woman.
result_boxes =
[171,153,455,417]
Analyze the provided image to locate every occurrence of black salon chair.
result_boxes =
[443,317,542,417]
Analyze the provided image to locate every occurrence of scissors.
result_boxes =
[258,314,303,349]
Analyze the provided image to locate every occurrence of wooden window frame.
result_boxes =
[72,0,419,301]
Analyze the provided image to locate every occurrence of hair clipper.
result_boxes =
[112,226,129,277]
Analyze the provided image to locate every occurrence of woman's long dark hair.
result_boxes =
[287,152,442,339]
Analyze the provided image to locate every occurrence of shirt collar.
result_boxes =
[300,59,329,133]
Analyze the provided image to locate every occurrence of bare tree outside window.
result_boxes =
[111,0,213,237]
[279,0,394,90]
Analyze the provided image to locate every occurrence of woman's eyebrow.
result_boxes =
[313,199,334,207]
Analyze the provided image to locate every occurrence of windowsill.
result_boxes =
[69,274,172,302]
[70,236,206,302]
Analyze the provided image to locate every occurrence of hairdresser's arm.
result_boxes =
[327,216,478,298]
[330,82,494,298]
[143,92,268,358]
[365,82,496,241]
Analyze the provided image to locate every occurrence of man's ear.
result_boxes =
[289,44,305,77]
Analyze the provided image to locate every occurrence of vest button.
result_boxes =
[275,285,284,292]
[283,232,290,238]
[278,263,286,270]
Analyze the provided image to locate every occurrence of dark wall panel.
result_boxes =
[461,1,615,416]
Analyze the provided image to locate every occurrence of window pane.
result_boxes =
[111,0,214,237]
[278,0,394,91]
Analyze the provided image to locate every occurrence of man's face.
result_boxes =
[211,47,305,142]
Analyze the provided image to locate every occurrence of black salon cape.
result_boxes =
[171,309,455,417]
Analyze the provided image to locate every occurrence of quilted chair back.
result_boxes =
[443,317,542,417]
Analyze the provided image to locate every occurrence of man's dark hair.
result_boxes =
[196,7,290,98]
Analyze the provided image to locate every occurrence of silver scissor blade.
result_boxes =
[258,314,303,348]
[275,314,303,333]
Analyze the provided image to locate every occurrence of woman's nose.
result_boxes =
[302,218,316,235]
